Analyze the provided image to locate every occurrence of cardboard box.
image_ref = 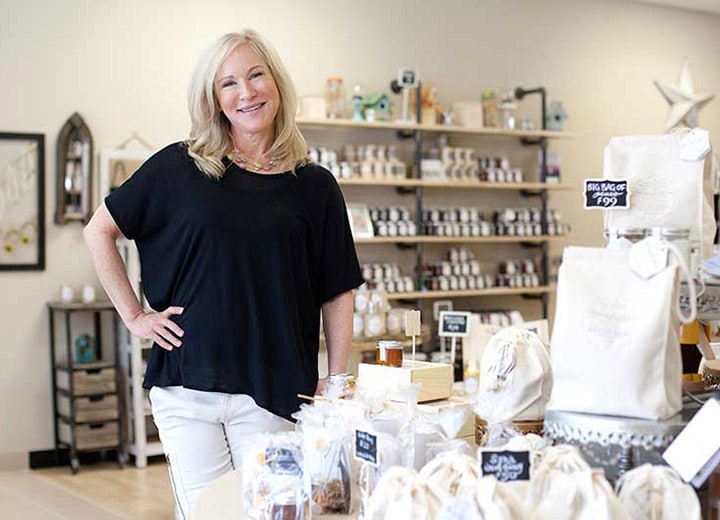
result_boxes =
[358,360,453,403]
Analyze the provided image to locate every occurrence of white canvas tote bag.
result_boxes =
[603,130,716,263]
[548,237,696,420]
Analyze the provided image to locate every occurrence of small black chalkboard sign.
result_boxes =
[583,178,629,209]
[354,429,378,466]
[480,450,531,481]
[438,311,471,338]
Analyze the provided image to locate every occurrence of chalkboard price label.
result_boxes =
[354,429,378,466]
[438,311,471,338]
[583,178,629,209]
[480,450,531,481]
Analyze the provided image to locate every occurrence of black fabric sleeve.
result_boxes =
[104,148,170,240]
[317,176,365,303]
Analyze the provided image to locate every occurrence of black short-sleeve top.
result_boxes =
[105,142,364,419]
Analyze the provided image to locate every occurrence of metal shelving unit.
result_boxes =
[298,110,573,318]
[47,301,126,473]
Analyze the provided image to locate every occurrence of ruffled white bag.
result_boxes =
[526,445,628,520]
[418,451,481,503]
[616,464,701,520]
[477,327,552,423]
[365,466,443,520]
[475,476,527,520]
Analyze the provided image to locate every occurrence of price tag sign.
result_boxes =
[354,429,378,466]
[480,450,531,481]
[663,396,720,487]
[438,311,471,338]
[583,178,629,209]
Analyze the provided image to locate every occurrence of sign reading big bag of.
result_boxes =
[602,129,715,263]
[548,238,696,420]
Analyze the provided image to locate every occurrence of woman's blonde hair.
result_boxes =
[186,29,308,178]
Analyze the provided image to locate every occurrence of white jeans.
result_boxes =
[149,386,294,520]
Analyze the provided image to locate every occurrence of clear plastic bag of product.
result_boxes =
[357,431,404,517]
[242,432,310,520]
[303,422,352,514]
[294,401,354,515]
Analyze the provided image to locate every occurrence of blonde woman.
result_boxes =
[84,29,362,519]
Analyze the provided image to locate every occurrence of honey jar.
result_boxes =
[376,340,404,367]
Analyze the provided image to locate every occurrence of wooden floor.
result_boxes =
[0,460,175,519]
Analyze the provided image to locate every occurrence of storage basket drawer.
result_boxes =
[60,421,119,450]
[58,395,118,423]
[57,368,116,395]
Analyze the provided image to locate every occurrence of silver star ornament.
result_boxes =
[654,59,714,132]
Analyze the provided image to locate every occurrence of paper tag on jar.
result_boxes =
[679,128,711,161]
[629,237,668,279]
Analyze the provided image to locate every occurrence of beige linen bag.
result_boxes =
[615,464,702,520]
[477,327,552,424]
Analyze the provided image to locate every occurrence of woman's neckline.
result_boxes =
[230,162,292,177]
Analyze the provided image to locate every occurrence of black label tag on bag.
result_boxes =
[584,179,629,209]
[354,430,378,466]
[480,450,531,481]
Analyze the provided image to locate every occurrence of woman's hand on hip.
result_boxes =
[127,306,185,350]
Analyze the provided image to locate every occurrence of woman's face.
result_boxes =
[215,43,280,141]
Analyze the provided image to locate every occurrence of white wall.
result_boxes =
[1,0,718,456]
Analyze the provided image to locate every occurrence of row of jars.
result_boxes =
[360,262,415,294]
[310,146,408,180]
[424,273,496,291]
[352,288,407,339]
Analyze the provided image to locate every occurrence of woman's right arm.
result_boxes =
[83,204,184,350]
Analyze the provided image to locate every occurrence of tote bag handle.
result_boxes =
[666,240,697,325]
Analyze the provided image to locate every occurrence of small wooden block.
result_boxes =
[358,360,452,403]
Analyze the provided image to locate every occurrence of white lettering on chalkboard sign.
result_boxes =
[354,429,378,466]
[480,450,531,481]
[583,178,630,209]
[438,311,471,338]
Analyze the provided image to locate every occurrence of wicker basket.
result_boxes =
[474,415,544,447]
[702,359,720,389]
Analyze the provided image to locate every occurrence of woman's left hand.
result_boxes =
[314,377,328,396]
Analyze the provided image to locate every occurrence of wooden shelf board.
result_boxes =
[297,117,574,139]
[385,286,551,300]
[55,360,116,372]
[47,301,115,311]
[338,178,573,190]
[354,235,567,245]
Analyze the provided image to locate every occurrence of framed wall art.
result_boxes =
[0,132,45,271]
[97,148,152,204]
[346,203,374,239]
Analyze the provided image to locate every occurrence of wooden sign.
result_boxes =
[438,311,471,338]
[480,450,531,481]
[583,178,629,209]
[405,309,421,336]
